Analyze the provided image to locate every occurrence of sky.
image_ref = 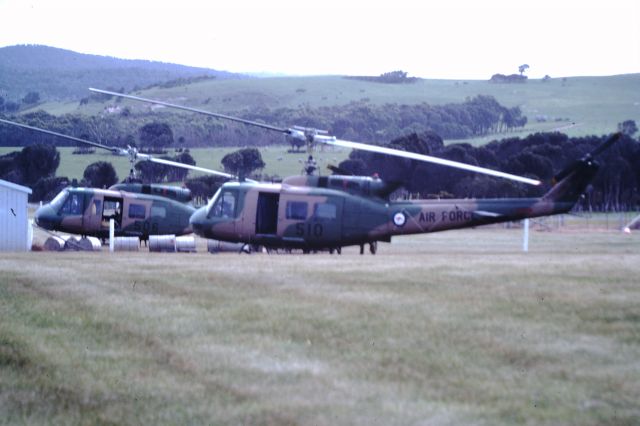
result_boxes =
[0,0,638,79]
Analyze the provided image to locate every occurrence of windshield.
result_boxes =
[205,188,222,217]
[206,189,237,219]
[49,189,69,213]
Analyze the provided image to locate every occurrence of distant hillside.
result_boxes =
[0,45,246,101]
[87,73,640,139]
[5,47,638,141]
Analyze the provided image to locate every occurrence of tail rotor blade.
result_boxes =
[589,132,622,157]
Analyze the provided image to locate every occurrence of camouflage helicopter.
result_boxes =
[0,118,233,240]
[91,89,621,254]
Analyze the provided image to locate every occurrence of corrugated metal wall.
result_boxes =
[0,182,30,251]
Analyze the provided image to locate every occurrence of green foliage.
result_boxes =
[0,151,19,178]
[0,145,327,184]
[340,132,640,210]
[3,101,20,112]
[334,158,367,176]
[184,174,227,200]
[134,161,170,183]
[11,144,60,186]
[618,119,638,136]
[30,176,69,202]
[1,145,62,198]
[139,122,174,149]
[518,64,530,75]
[166,151,196,182]
[346,70,418,84]
[0,151,22,184]
[21,91,40,105]
[221,147,265,177]
[82,161,118,188]
[489,74,527,84]
[133,151,197,183]
[154,75,217,89]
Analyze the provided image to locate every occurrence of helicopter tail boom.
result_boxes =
[542,132,622,205]
[541,158,600,205]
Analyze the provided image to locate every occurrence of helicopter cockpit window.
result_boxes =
[50,190,69,213]
[151,206,167,218]
[314,203,337,220]
[59,193,83,215]
[210,190,237,218]
[128,203,146,219]
[286,201,308,220]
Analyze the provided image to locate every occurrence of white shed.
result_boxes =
[0,179,32,251]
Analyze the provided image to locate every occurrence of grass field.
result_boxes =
[0,145,350,182]
[1,228,639,425]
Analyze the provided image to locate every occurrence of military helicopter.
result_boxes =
[0,118,233,240]
[90,89,621,254]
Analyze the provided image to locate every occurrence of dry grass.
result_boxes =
[1,228,639,425]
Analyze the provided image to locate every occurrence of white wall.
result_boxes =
[0,181,31,251]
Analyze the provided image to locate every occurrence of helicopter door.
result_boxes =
[255,192,279,235]
[85,195,104,233]
[101,196,123,230]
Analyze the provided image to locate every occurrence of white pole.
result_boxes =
[27,219,33,251]
[523,219,529,252]
[109,218,115,252]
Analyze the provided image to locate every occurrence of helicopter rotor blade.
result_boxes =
[89,88,289,134]
[0,118,125,155]
[87,89,540,185]
[319,137,542,186]
[138,154,257,182]
[140,155,233,179]
[0,117,249,181]
[89,88,328,143]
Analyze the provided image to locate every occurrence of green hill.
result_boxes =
[142,73,640,139]
[2,44,637,141]
[30,73,640,140]
[0,45,245,101]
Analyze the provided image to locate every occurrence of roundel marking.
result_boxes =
[393,211,406,227]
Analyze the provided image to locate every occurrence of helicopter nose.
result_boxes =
[189,207,208,236]
[34,204,58,230]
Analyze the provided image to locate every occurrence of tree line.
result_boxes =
[345,70,419,84]
[0,94,526,151]
[0,92,41,113]
[0,142,264,203]
[338,129,640,212]
[2,127,638,211]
